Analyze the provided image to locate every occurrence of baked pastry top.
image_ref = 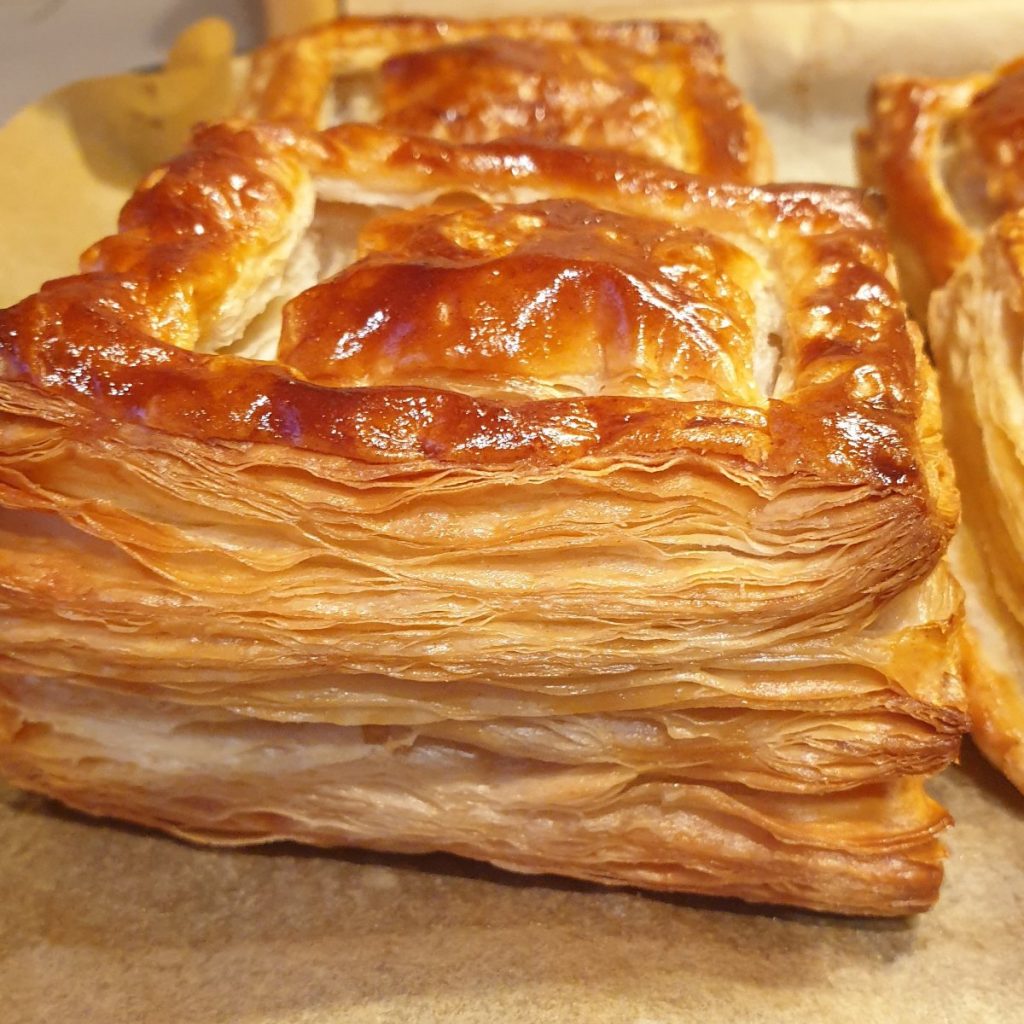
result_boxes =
[0,123,943,471]
[0,122,956,599]
[241,16,771,181]
[0,110,964,912]
[858,58,1024,316]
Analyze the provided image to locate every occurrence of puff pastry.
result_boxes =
[0,113,966,915]
[240,16,771,181]
[858,59,1024,317]
[861,61,1024,792]
[928,211,1024,792]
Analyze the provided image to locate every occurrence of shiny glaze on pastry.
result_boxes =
[1,123,948,497]
[929,208,1024,793]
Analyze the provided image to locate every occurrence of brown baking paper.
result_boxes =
[0,18,245,308]
[2,5,1024,1023]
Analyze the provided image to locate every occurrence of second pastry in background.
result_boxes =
[860,59,1024,792]
[241,16,772,181]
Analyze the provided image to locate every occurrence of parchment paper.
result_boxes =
[0,18,245,308]
[2,5,1024,1023]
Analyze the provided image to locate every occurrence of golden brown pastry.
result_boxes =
[240,16,771,182]
[929,210,1024,792]
[861,60,1024,793]
[0,116,967,915]
[858,58,1024,317]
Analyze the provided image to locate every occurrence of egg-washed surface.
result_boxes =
[240,16,771,182]
[0,112,966,914]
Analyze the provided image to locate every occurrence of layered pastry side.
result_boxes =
[929,210,1024,793]
[861,59,1024,792]
[0,119,966,915]
[240,16,772,182]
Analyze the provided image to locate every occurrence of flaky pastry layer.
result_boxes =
[0,676,950,917]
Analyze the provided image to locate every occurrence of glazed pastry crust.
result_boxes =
[858,59,1024,317]
[0,123,954,498]
[0,118,965,915]
[240,16,772,181]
